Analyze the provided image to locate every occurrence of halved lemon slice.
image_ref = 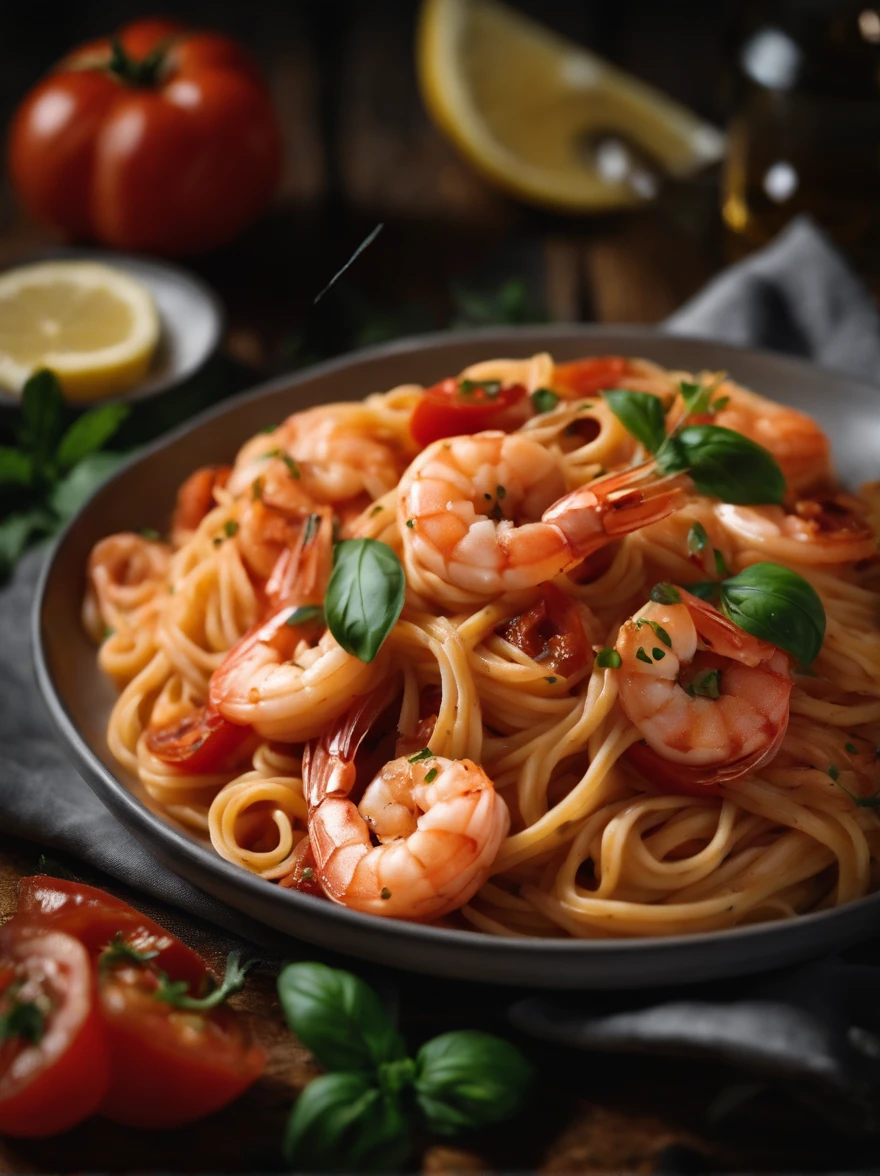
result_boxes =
[0,261,160,402]
[418,0,725,212]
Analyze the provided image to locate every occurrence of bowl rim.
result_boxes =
[32,322,880,964]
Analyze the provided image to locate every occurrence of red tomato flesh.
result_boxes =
[144,705,252,774]
[0,926,109,1137]
[498,583,592,678]
[553,356,631,396]
[410,378,528,446]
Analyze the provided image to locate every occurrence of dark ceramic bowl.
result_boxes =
[33,326,880,988]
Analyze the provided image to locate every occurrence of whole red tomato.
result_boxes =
[8,18,283,255]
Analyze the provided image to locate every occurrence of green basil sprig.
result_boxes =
[324,538,405,662]
[651,562,826,667]
[717,562,826,667]
[603,389,785,505]
[278,962,532,1173]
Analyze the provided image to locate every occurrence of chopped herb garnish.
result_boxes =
[596,647,622,669]
[102,625,115,641]
[408,747,433,763]
[212,536,223,547]
[687,521,709,556]
[264,448,301,478]
[303,513,321,546]
[260,424,277,434]
[139,528,161,542]
[224,520,239,538]
[714,396,730,412]
[496,485,506,500]
[828,764,840,781]
[545,676,557,684]
[99,932,160,973]
[286,605,324,627]
[833,778,880,808]
[531,387,560,414]
[380,887,392,900]
[637,618,672,647]
[652,648,666,660]
[406,518,415,528]
[370,504,384,517]
[714,549,729,577]
[845,742,858,755]
[635,647,652,665]
[0,994,45,1045]
[650,583,681,605]
[251,478,263,500]
[690,669,721,699]
[154,950,255,1011]
[302,867,314,880]
[460,378,501,398]
[424,767,438,784]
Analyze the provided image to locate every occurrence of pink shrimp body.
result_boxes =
[399,431,689,606]
[303,693,509,919]
[714,495,877,566]
[615,588,792,793]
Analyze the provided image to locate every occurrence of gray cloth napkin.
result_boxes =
[2,215,880,1131]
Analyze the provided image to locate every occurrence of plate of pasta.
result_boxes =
[34,326,880,987]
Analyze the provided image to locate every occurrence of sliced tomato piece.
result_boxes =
[97,961,266,1128]
[17,877,208,990]
[553,356,631,396]
[171,465,232,540]
[145,704,252,774]
[498,583,592,678]
[0,926,109,1137]
[410,377,528,446]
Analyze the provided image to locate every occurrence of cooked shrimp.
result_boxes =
[171,466,231,548]
[83,532,171,638]
[697,380,832,496]
[400,431,690,606]
[235,455,325,580]
[714,493,877,566]
[303,692,509,918]
[614,587,792,793]
[209,517,374,741]
[227,403,411,503]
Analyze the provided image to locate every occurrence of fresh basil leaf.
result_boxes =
[17,369,64,471]
[719,562,826,666]
[283,1071,411,1174]
[48,451,126,520]
[286,604,324,627]
[0,507,55,582]
[679,380,714,416]
[0,446,32,488]
[277,962,406,1072]
[684,581,720,602]
[56,402,131,471]
[414,1030,533,1135]
[531,387,560,414]
[604,389,667,454]
[325,539,405,663]
[657,425,785,505]
[649,583,682,605]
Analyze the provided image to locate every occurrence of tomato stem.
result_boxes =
[106,36,173,88]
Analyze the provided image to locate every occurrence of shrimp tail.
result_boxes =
[542,463,690,560]
[302,688,390,808]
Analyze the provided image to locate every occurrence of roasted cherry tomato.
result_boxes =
[145,705,252,774]
[553,356,631,396]
[498,583,591,678]
[0,926,110,1137]
[17,876,208,990]
[8,19,281,255]
[410,377,528,446]
[171,465,232,543]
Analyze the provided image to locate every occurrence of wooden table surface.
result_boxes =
[0,3,876,1172]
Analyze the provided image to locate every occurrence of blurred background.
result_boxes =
[4,0,879,378]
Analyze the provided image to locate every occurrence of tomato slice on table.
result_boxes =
[410,377,528,446]
[145,704,252,775]
[18,876,208,990]
[553,356,631,396]
[0,926,109,1137]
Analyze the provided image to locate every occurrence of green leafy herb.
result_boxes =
[48,451,127,521]
[278,962,406,1072]
[652,647,666,660]
[718,563,826,667]
[545,676,557,684]
[99,933,160,972]
[828,764,840,781]
[0,446,33,488]
[833,779,880,808]
[424,767,438,783]
[684,580,719,602]
[154,950,254,1011]
[414,1031,533,1135]
[596,647,622,669]
[714,548,729,577]
[459,378,501,398]
[637,618,672,647]
[405,518,415,528]
[139,527,161,541]
[845,742,858,755]
[650,583,682,605]
[325,539,405,663]
[0,993,45,1046]
[687,521,709,556]
[18,369,64,472]
[496,484,506,500]
[690,669,721,699]
[531,387,560,414]
[56,402,130,471]
[283,1070,411,1174]
[266,449,301,478]
[604,389,667,454]
[636,647,652,664]
[286,604,324,627]
[380,888,392,900]
[0,507,55,580]
[656,425,786,505]
[679,381,714,417]
[408,747,433,763]
[224,520,239,538]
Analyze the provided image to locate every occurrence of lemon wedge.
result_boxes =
[417,0,725,212]
[0,261,160,402]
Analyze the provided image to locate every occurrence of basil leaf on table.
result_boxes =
[324,538,405,662]
[0,507,55,580]
[603,389,667,454]
[719,562,826,667]
[49,451,128,521]
[283,1070,411,1174]
[414,1030,534,1135]
[17,369,64,473]
[56,401,131,471]
[278,962,406,1072]
[657,425,786,505]
[0,446,33,488]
